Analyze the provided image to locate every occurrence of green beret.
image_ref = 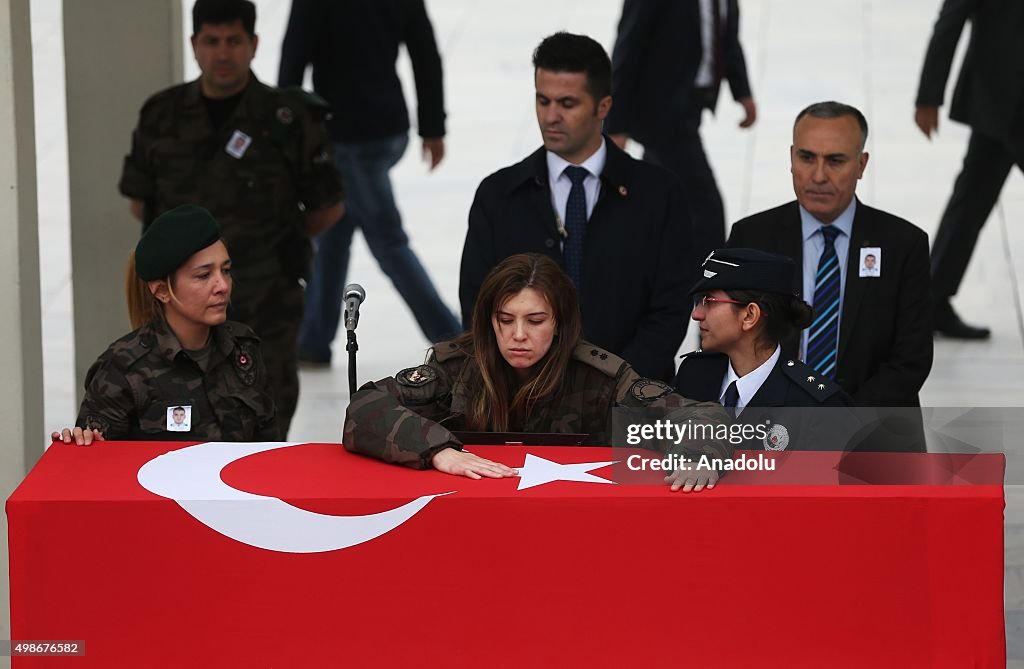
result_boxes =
[135,205,221,281]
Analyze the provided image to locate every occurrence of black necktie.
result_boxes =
[722,380,739,418]
[562,166,589,290]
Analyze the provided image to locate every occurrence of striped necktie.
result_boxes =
[806,225,842,379]
[562,166,589,289]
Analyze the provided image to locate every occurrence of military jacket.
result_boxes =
[77,318,279,441]
[119,75,343,281]
[343,340,732,469]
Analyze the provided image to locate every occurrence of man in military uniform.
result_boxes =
[118,0,344,436]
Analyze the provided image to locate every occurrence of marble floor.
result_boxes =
[28,0,1024,662]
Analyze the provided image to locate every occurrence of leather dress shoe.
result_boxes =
[933,301,991,340]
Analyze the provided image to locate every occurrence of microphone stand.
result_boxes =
[345,313,358,397]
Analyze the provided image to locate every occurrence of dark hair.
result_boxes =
[192,0,256,37]
[794,101,869,151]
[532,32,611,102]
[454,253,582,432]
[725,289,814,353]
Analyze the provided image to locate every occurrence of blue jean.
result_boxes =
[298,133,460,360]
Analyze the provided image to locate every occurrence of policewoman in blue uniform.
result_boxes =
[674,248,856,451]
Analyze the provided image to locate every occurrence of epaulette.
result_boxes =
[278,86,332,121]
[572,341,627,377]
[432,339,470,363]
[781,358,844,403]
[221,320,259,342]
[138,83,184,115]
[105,327,157,372]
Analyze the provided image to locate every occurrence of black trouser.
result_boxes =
[931,128,1024,299]
[641,108,725,263]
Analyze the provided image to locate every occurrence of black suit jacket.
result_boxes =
[915,0,1024,140]
[727,200,933,408]
[460,139,699,381]
[605,0,752,142]
[278,0,445,142]
[675,352,853,409]
[674,352,861,451]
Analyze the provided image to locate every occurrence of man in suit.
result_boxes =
[915,0,1024,339]
[606,0,756,260]
[459,32,698,381]
[278,0,460,365]
[728,102,933,409]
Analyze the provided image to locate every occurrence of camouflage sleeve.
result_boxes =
[118,102,158,202]
[342,365,463,469]
[288,93,343,212]
[613,368,734,460]
[75,355,136,439]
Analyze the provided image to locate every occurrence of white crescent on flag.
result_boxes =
[137,441,450,554]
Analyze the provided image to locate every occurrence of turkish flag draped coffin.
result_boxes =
[7,441,1005,668]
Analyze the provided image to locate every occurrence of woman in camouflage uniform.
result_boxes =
[52,206,278,445]
[344,253,730,492]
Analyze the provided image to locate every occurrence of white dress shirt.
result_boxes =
[719,345,782,416]
[695,0,729,87]
[546,139,606,243]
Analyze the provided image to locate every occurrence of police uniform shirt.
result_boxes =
[719,345,781,416]
[799,199,855,359]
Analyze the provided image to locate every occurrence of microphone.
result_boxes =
[343,284,365,331]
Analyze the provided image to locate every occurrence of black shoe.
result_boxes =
[933,301,991,340]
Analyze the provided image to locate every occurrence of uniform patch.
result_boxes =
[764,423,790,451]
[233,344,257,386]
[397,365,437,387]
[629,379,673,402]
[276,106,294,125]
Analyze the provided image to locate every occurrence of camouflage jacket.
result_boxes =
[118,74,344,282]
[77,317,279,441]
[343,340,732,469]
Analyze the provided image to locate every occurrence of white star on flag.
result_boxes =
[515,453,617,490]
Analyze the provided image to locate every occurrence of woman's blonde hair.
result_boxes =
[459,253,582,432]
[126,251,162,329]
[125,251,188,330]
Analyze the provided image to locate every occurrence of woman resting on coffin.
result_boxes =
[343,253,731,491]
[51,205,278,445]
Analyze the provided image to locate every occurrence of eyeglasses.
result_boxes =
[693,295,746,308]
